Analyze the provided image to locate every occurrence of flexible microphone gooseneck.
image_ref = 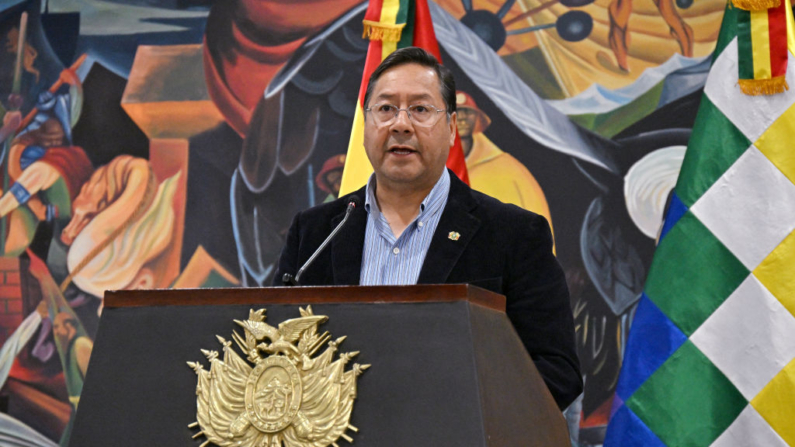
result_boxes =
[282,196,361,286]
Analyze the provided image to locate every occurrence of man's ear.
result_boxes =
[448,111,457,147]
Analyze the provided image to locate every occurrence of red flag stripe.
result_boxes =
[413,0,441,59]
[410,0,469,184]
[358,40,384,107]
[768,1,788,78]
[364,0,384,24]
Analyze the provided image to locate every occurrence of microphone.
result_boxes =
[282,196,361,286]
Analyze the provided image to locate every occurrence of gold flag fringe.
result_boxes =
[739,76,789,95]
[731,0,780,10]
[362,20,405,42]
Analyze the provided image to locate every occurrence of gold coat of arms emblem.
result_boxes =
[187,306,369,447]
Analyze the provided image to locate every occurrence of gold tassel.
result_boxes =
[731,0,780,10]
[362,20,405,42]
[739,76,789,95]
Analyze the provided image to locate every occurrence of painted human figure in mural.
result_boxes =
[0,83,92,258]
[28,250,93,447]
[608,0,693,71]
[6,26,40,83]
[456,90,553,230]
[316,154,346,203]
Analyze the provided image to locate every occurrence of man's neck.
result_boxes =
[374,174,439,238]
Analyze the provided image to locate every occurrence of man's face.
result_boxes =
[363,63,456,191]
[456,108,478,138]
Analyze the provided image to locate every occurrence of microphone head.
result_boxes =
[347,196,361,211]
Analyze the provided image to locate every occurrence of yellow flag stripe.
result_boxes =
[382,40,398,59]
[786,0,795,56]
[380,0,400,58]
[339,104,372,196]
[380,0,402,25]
[752,9,772,78]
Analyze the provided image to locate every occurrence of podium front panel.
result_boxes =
[71,301,490,446]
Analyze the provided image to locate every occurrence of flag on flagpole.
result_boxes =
[604,1,795,446]
[338,0,469,197]
[737,0,790,94]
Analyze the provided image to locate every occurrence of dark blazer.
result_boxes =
[274,171,583,409]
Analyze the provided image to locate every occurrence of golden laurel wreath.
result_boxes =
[187,306,369,447]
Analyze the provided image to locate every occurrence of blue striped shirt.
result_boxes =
[360,170,451,285]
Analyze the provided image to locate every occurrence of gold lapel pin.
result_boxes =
[448,231,460,241]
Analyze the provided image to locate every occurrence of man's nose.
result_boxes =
[390,109,414,133]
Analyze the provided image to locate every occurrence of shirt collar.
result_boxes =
[364,169,451,217]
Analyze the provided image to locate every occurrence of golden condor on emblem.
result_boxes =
[187,306,369,447]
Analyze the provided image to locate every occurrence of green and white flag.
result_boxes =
[604,1,795,446]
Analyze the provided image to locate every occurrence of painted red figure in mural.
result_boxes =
[203,0,362,136]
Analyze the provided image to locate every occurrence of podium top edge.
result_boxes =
[103,284,506,312]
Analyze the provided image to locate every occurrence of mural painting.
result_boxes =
[0,0,725,445]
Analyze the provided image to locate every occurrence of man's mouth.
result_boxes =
[388,146,417,156]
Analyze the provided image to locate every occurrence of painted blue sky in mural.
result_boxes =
[47,0,208,77]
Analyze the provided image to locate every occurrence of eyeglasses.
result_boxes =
[365,104,448,127]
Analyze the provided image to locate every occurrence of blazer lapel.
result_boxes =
[331,188,368,285]
[417,172,481,284]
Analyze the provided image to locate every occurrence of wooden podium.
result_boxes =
[69,285,569,446]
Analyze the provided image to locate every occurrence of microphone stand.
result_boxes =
[282,198,360,286]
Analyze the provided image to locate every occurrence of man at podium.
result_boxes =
[274,47,582,410]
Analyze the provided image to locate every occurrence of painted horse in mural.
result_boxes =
[60,155,178,300]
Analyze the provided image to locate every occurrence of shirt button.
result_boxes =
[418,221,424,227]
[393,247,400,255]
